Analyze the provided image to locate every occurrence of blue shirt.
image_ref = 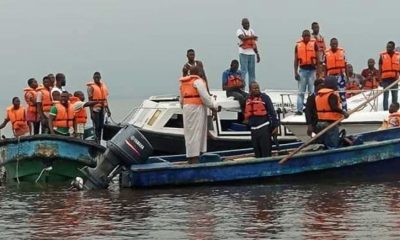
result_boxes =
[222,69,244,87]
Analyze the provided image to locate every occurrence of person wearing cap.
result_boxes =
[304,78,324,137]
[315,76,349,149]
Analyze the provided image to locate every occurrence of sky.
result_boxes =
[0,0,398,133]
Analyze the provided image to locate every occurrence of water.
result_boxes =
[1,179,400,239]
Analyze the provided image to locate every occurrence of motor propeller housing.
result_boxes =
[80,125,153,190]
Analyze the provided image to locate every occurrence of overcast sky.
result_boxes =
[0,0,398,127]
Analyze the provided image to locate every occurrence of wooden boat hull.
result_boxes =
[122,128,400,188]
[0,135,105,183]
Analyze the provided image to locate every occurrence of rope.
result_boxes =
[16,136,21,185]
[35,166,52,183]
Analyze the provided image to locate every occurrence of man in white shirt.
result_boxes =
[51,73,66,101]
[180,66,219,164]
[237,18,260,87]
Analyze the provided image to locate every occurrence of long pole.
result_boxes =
[279,78,400,164]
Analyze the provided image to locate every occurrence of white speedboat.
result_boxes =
[103,89,300,154]
[281,89,389,142]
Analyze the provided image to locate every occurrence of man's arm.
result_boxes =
[194,79,217,109]
[0,118,9,130]
[222,71,228,91]
[263,94,279,128]
[378,55,383,82]
[48,115,55,134]
[328,94,348,117]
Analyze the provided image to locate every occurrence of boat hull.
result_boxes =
[0,135,105,183]
[122,128,400,188]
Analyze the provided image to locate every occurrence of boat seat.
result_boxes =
[229,123,248,131]
[199,153,222,163]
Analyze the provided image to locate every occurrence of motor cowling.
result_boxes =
[80,125,153,190]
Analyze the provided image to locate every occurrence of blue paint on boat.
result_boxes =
[122,127,400,188]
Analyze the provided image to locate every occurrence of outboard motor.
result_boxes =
[80,125,153,190]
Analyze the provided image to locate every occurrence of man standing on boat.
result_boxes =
[24,78,40,135]
[325,38,348,111]
[315,76,349,149]
[378,41,400,110]
[311,22,326,79]
[361,58,380,90]
[305,79,324,137]
[237,18,260,87]
[87,72,111,143]
[0,97,29,137]
[294,29,319,115]
[180,66,219,164]
[36,76,53,134]
[48,91,75,136]
[182,49,210,95]
[244,82,279,158]
[222,59,248,111]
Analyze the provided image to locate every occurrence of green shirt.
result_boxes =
[49,105,70,136]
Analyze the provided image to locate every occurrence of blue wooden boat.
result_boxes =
[0,135,105,183]
[120,127,400,188]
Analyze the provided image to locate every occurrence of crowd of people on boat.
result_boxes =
[179,18,400,162]
[0,72,110,143]
[2,18,399,163]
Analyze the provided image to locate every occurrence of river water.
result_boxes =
[1,178,400,239]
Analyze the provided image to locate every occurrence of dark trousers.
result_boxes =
[41,119,50,134]
[382,79,399,110]
[29,121,40,135]
[250,124,272,158]
[92,109,105,143]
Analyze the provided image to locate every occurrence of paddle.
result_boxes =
[279,77,400,164]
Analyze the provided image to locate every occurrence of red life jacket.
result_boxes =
[240,29,257,49]
[244,96,267,120]
[296,40,317,66]
[226,74,244,88]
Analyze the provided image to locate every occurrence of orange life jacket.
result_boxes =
[226,74,244,89]
[69,96,87,124]
[53,102,75,128]
[179,75,203,105]
[87,81,109,108]
[240,30,256,49]
[37,87,53,112]
[380,51,400,79]
[325,48,346,75]
[24,87,38,114]
[315,88,343,121]
[296,40,317,66]
[244,96,267,119]
[6,105,29,136]
[388,112,400,127]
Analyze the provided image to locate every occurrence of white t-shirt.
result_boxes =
[51,86,65,100]
[236,28,256,55]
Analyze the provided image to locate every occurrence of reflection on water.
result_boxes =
[1,180,400,239]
